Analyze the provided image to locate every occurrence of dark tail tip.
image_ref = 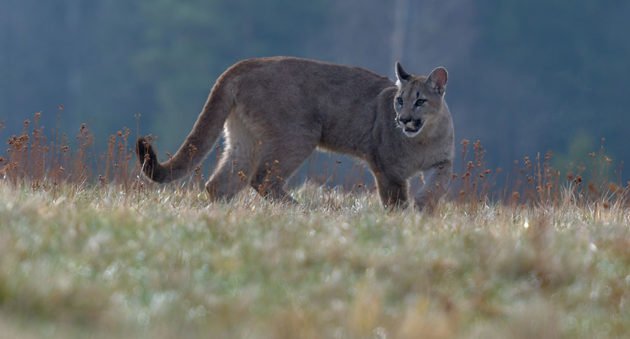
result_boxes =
[136,137,161,181]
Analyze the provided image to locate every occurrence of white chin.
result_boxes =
[403,128,422,138]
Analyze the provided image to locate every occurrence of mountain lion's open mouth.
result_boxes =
[400,119,424,137]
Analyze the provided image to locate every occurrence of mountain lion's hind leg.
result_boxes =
[250,140,317,204]
[205,119,259,202]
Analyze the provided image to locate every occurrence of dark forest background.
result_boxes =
[2,0,629,185]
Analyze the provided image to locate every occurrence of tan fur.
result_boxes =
[136,57,454,210]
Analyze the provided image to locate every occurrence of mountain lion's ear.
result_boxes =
[395,61,411,87]
[427,67,448,95]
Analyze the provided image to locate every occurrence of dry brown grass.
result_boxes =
[0,114,629,338]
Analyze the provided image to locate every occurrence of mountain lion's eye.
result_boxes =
[414,99,427,107]
[396,97,403,106]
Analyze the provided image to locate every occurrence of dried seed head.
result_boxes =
[608,183,619,191]
[237,170,247,181]
[187,143,198,157]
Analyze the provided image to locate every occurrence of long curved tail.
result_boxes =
[136,79,233,183]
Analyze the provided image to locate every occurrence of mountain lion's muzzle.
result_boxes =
[397,117,424,137]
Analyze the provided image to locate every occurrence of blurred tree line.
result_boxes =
[2,0,629,182]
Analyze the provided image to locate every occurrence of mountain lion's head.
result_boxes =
[394,62,448,138]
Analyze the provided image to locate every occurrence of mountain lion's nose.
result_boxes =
[399,117,412,124]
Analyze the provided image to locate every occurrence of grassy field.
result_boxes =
[0,117,629,337]
[0,180,629,338]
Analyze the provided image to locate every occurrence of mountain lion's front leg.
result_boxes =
[414,160,452,212]
[374,173,409,209]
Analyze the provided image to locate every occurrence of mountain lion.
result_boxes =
[136,57,454,210]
